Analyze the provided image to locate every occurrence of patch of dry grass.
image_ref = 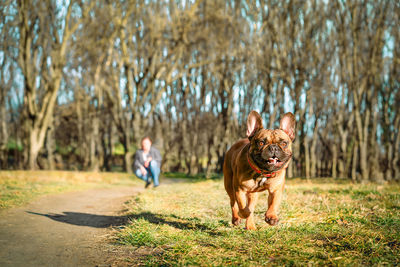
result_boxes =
[117,177,400,266]
[0,171,139,209]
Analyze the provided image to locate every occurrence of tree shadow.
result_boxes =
[129,211,224,236]
[26,211,129,228]
[26,210,225,236]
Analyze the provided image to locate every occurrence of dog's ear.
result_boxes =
[279,112,296,141]
[247,111,263,139]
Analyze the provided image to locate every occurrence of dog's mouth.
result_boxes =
[267,156,284,167]
[251,145,292,172]
[253,154,288,172]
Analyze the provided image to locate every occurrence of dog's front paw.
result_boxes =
[238,208,251,219]
[232,217,241,226]
[245,224,257,230]
[265,214,279,226]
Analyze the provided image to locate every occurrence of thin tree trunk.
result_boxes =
[46,117,55,170]
[351,141,358,181]
[338,135,347,178]
[304,137,310,178]
[393,117,400,181]
[331,145,337,178]
[309,122,319,177]
[0,91,8,169]
[287,157,294,178]
[89,115,100,172]
[123,132,132,174]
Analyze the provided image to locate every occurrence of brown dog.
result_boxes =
[223,111,296,230]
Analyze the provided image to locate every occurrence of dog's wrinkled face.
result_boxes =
[250,129,293,172]
[247,111,296,172]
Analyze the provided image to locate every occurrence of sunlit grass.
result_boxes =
[117,177,400,265]
[0,171,139,209]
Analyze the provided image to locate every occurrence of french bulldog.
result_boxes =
[223,111,296,230]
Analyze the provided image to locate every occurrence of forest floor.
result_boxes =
[0,171,399,266]
[118,177,400,266]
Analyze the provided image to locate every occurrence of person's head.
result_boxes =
[141,136,152,152]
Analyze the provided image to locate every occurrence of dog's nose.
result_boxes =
[268,144,279,154]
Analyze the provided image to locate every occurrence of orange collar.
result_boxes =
[247,153,276,178]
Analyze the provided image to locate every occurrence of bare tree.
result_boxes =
[16,0,93,169]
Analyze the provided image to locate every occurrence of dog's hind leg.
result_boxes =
[225,177,241,226]
[245,192,259,230]
[224,173,241,226]
[224,155,241,226]
[230,193,241,226]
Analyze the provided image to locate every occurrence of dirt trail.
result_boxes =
[0,186,144,267]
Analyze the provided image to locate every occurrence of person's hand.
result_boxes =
[144,157,152,168]
[140,166,147,176]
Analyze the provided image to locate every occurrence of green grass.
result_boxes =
[163,172,222,180]
[117,177,400,266]
[0,171,140,209]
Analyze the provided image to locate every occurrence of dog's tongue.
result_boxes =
[268,158,278,164]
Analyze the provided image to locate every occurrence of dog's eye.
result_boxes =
[258,140,265,147]
[281,141,288,148]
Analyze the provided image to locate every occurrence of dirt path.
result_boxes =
[0,186,144,267]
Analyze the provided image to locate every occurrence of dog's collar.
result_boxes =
[247,152,276,178]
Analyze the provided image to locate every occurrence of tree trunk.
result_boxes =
[354,103,370,181]
[331,145,337,178]
[0,91,8,169]
[287,158,294,178]
[28,128,42,170]
[76,92,90,169]
[89,115,100,172]
[393,117,400,181]
[338,136,347,178]
[304,136,310,178]
[359,138,368,181]
[351,141,358,181]
[46,118,55,170]
[123,135,132,174]
[309,123,318,177]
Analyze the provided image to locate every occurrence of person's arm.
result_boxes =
[134,150,148,175]
[150,147,162,166]
[133,150,144,170]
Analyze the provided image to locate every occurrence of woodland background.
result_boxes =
[0,0,398,182]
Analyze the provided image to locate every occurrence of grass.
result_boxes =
[117,177,400,266]
[163,172,222,180]
[0,171,140,209]
[1,171,398,265]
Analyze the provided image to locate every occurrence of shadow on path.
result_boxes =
[27,211,129,228]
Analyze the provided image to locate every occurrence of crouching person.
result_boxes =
[133,136,162,188]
